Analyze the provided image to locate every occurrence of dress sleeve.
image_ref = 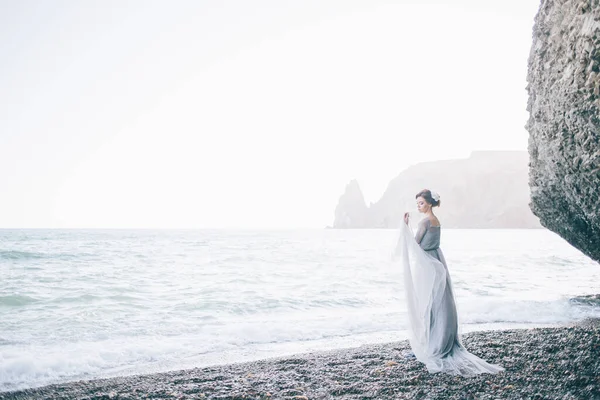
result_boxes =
[415,220,428,244]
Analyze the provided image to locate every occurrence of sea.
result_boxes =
[1,228,599,392]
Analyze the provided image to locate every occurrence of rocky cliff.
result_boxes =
[526,0,600,262]
[333,151,542,229]
[333,179,369,228]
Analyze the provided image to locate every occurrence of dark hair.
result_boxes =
[415,189,441,208]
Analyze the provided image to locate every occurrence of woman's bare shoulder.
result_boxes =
[428,216,441,227]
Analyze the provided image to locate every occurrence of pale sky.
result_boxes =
[1,0,541,228]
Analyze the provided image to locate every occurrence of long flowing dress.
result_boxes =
[395,217,504,376]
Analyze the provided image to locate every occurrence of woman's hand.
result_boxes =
[403,212,410,225]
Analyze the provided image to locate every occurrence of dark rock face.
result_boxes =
[526,0,600,263]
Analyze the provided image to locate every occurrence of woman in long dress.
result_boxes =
[396,189,504,376]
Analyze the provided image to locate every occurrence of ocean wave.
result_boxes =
[0,250,87,261]
[0,250,47,260]
[569,294,600,306]
[0,313,401,392]
[46,293,146,305]
[459,297,600,325]
[0,294,39,307]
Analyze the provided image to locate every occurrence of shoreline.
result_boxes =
[3,319,599,400]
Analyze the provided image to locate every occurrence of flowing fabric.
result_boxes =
[395,219,504,376]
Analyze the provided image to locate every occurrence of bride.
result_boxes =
[396,189,504,376]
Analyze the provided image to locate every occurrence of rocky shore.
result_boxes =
[3,319,599,400]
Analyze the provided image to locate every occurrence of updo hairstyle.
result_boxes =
[415,189,441,208]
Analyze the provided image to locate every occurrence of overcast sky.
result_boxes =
[1,0,541,228]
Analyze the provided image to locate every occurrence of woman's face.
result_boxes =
[416,196,430,213]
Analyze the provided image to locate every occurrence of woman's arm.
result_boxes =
[415,220,427,244]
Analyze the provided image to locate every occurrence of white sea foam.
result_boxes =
[1,228,599,391]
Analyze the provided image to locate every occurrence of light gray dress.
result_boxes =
[415,218,460,358]
[397,217,504,375]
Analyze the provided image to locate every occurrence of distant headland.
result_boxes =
[332,151,542,229]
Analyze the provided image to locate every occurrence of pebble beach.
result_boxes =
[3,317,599,400]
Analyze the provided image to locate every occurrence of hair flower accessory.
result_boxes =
[431,191,441,202]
